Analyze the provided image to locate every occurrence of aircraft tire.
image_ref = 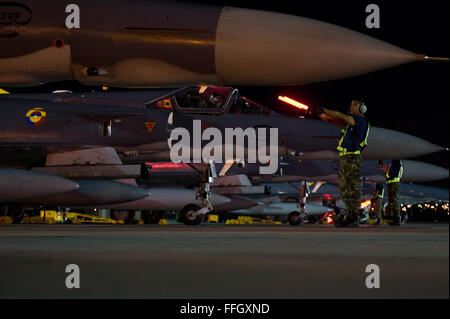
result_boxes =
[180,205,203,225]
[142,210,163,224]
[288,211,302,225]
[110,209,135,224]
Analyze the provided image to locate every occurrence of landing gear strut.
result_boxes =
[287,180,309,226]
[182,160,217,225]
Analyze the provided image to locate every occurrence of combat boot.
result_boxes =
[347,211,359,228]
[389,216,401,226]
[334,211,349,227]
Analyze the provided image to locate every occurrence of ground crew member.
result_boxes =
[371,182,384,225]
[314,100,370,227]
[379,159,403,226]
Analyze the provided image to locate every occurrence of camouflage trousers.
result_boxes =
[338,154,362,213]
[373,197,383,219]
[386,182,400,218]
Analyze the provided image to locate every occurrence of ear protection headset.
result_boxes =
[359,100,367,114]
[347,100,368,115]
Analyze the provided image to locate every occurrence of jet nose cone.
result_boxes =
[364,127,445,159]
[215,7,421,85]
[402,160,449,183]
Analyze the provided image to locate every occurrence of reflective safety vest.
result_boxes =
[337,120,370,156]
[375,183,384,198]
[386,160,403,184]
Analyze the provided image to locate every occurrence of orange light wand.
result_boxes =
[278,96,309,110]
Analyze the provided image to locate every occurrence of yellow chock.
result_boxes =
[0,88,10,94]
[158,219,168,225]
[207,214,219,223]
[138,219,144,225]
[0,216,13,224]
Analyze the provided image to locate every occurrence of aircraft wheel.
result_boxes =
[288,211,302,225]
[142,210,163,224]
[180,205,203,225]
[110,209,135,224]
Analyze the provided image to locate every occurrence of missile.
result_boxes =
[213,196,260,212]
[29,179,150,206]
[229,201,333,216]
[0,0,439,87]
[0,167,79,202]
[99,187,230,210]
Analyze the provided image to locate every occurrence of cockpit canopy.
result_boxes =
[146,86,271,115]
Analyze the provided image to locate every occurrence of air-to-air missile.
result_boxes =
[0,0,446,88]
[0,167,79,202]
[225,199,334,225]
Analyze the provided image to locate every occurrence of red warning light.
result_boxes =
[278,96,309,110]
[145,162,190,169]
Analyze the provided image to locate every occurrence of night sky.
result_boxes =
[7,0,449,188]
[205,0,450,189]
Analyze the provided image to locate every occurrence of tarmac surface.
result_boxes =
[0,223,448,299]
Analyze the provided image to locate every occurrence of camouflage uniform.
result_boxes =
[374,197,383,219]
[386,182,400,219]
[371,182,384,220]
[334,113,369,226]
[384,160,403,223]
[338,153,362,213]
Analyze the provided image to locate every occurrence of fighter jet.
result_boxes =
[0,0,446,88]
[226,159,449,184]
[266,181,449,209]
[139,158,448,225]
[0,85,445,223]
[1,87,444,167]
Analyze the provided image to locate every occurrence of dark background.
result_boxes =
[7,0,449,188]
[205,0,449,189]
